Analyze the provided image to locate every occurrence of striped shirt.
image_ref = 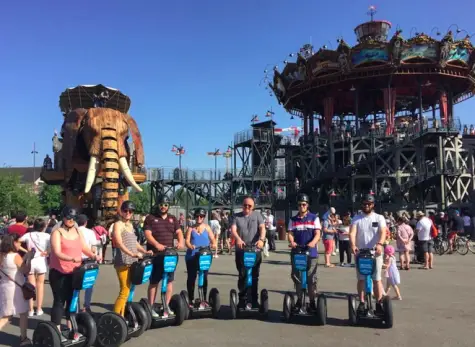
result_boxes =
[114,224,138,266]
[288,212,321,258]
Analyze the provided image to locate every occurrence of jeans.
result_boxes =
[113,265,132,316]
[185,256,208,302]
[49,268,74,325]
[266,229,276,250]
[235,250,262,302]
[338,240,351,264]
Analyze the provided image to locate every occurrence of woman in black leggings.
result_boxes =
[337,214,352,266]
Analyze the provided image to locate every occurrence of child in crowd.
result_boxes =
[382,245,402,300]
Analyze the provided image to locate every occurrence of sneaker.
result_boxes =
[245,303,252,310]
[36,309,44,316]
[60,335,69,343]
[19,337,32,346]
[340,263,345,267]
[70,332,82,341]
[28,310,34,317]
[151,310,160,318]
[332,252,336,256]
[213,255,219,258]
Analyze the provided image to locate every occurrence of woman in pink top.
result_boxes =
[396,215,414,270]
[49,207,97,341]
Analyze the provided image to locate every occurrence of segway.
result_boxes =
[229,245,269,319]
[348,248,393,328]
[140,248,186,327]
[95,256,153,347]
[283,246,326,325]
[180,247,221,319]
[33,259,98,347]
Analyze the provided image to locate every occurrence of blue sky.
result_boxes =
[1,0,475,170]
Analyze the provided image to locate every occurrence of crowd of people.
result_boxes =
[0,193,471,344]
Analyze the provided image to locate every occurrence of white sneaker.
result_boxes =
[36,309,44,316]
[28,310,34,317]
[151,310,160,318]
[332,252,336,256]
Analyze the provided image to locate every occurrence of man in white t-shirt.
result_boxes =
[77,214,100,313]
[415,211,434,269]
[349,194,388,313]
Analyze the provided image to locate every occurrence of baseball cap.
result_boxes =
[77,214,88,225]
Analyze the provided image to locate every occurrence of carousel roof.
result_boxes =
[59,84,131,114]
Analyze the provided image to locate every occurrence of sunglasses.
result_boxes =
[298,203,308,207]
[196,215,205,219]
[122,209,134,214]
[242,204,253,208]
[362,202,373,206]
[159,204,169,208]
[64,216,76,221]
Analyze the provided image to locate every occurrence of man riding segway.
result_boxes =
[349,194,388,314]
[287,193,321,311]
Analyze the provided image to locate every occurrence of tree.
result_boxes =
[39,184,63,214]
[0,174,43,217]
[128,184,152,215]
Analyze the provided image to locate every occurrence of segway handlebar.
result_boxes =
[357,248,376,256]
[242,245,260,252]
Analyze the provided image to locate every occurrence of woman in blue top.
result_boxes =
[185,208,217,308]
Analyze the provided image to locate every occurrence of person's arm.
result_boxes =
[14,253,31,275]
[255,214,266,248]
[113,223,138,258]
[349,222,358,253]
[308,218,322,247]
[185,227,194,250]
[136,242,152,255]
[376,217,388,254]
[51,229,80,262]
[79,230,96,259]
[207,225,217,249]
[175,218,184,249]
[287,220,295,245]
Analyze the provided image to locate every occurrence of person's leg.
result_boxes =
[307,258,318,306]
[346,242,352,264]
[405,250,411,269]
[63,274,75,330]
[27,274,35,314]
[19,312,28,342]
[83,287,94,311]
[251,253,262,305]
[36,273,46,314]
[235,252,246,304]
[372,255,384,302]
[148,257,161,306]
[269,229,276,251]
[166,273,174,306]
[49,269,67,329]
[102,244,107,262]
[428,241,434,269]
[113,266,131,316]
[185,258,198,303]
[0,316,10,330]
[339,240,345,264]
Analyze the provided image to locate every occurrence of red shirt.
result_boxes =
[144,214,180,251]
[7,224,28,237]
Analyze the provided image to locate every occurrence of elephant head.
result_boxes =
[61,108,144,217]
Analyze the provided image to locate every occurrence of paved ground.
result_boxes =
[1,242,475,347]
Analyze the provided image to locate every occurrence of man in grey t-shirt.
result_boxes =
[231,197,266,307]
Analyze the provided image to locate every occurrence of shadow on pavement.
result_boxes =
[208,272,238,277]
[262,260,290,266]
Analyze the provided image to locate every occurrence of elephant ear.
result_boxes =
[61,108,88,181]
[124,113,145,166]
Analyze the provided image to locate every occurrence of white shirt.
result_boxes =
[19,232,51,258]
[416,217,432,241]
[209,220,221,234]
[265,215,276,230]
[351,212,387,249]
[78,226,97,259]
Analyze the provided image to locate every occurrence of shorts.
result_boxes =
[150,255,175,285]
[356,254,383,281]
[291,257,318,288]
[323,239,334,254]
[30,257,48,275]
[448,231,460,240]
[419,240,434,253]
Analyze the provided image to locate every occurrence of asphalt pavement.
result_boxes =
[1,242,474,347]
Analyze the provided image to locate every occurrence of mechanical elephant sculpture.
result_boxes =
[42,107,145,220]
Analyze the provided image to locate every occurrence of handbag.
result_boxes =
[0,268,36,300]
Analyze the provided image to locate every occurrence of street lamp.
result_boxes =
[207,148,222,180]
[171,144,185,171]
[251,115,259,124]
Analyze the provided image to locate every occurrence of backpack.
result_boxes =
[430,223,439,238]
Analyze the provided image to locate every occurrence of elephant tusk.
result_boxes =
[85,156,100,194]
[119,157,143,192]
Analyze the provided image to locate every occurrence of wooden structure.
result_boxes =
[269,11,475,212]
[41,85,146,221]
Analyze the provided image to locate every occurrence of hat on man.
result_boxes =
[77,214,89,225]
[416,211,425,218]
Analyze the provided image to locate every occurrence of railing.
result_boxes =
[234,127,274,146]
[147,168,233,182]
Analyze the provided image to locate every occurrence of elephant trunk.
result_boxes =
[101,128,121,219]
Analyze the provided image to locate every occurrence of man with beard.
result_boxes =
[144,196,184,317]
[349,194,388,314]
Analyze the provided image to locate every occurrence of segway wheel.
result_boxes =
[128,302,150,338]
[170,294,186,326]
[381,295,393,328]
[229,289,238,319]
[139,298,153,330]
[283,292,294,323]
[77,311,97,347]
[259,289,269,319]
[208,288,221,318]
[95,312,128,347]
[33,321,61,347]
[347,295,357,326]
[180,290,191,319]
[315,295,327,326]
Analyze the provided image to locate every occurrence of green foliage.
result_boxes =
[128,184,152,214]
[38,184,63,214]
[0,174,43,217]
